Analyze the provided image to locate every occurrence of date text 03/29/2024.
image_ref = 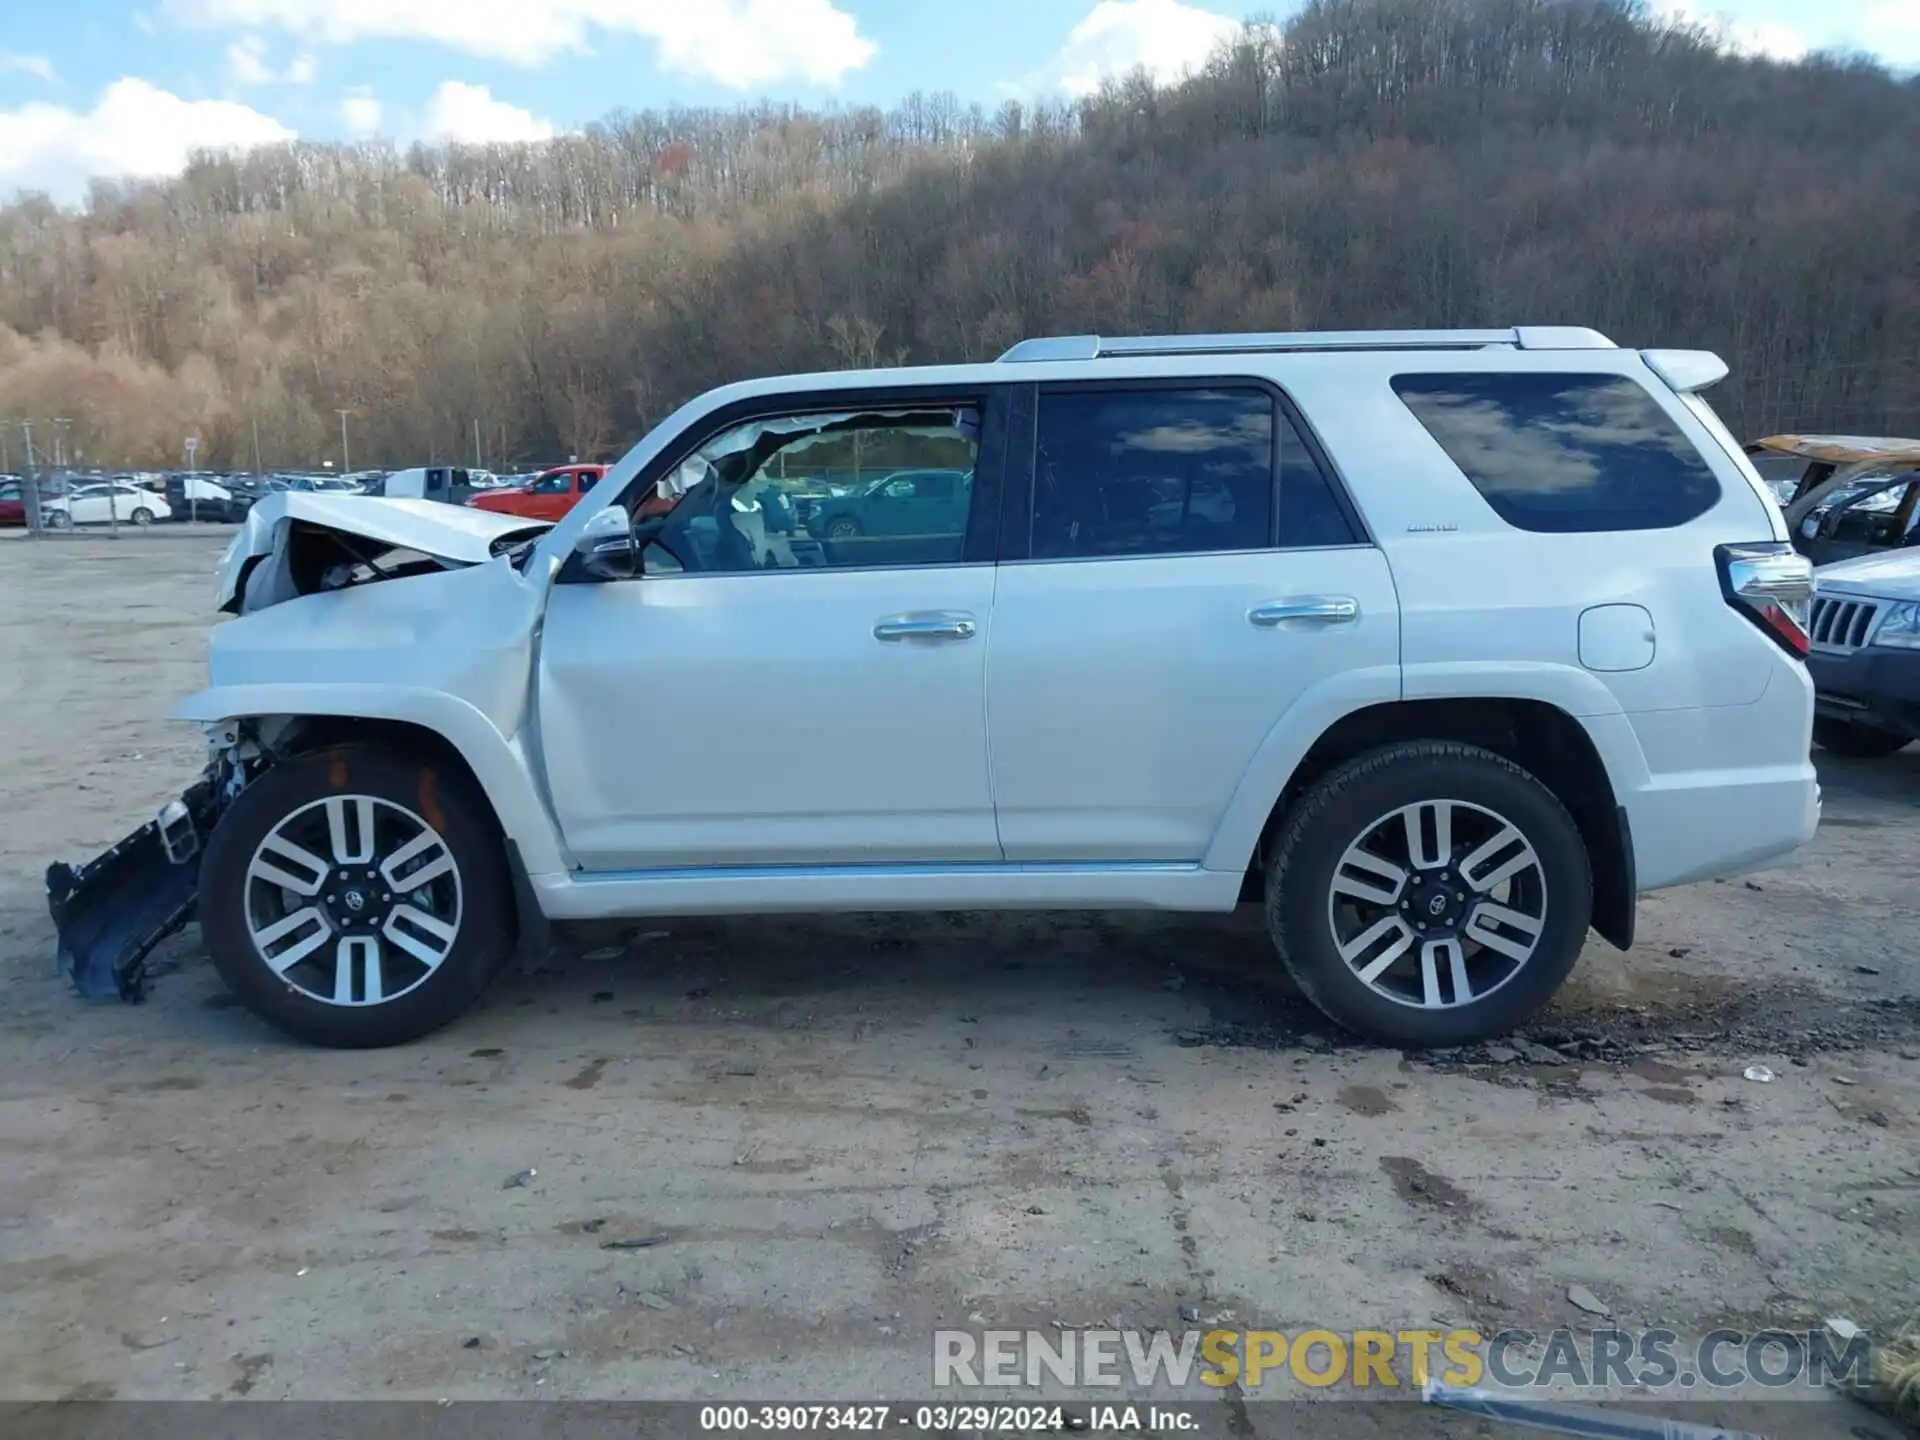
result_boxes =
[697,1405,1192,1432]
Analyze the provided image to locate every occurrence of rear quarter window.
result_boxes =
[1391,372,1722,533]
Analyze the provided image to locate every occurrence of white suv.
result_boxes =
[48,326,1821,1049]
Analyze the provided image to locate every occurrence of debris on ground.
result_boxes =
[1423,1378,1768,1439]
[600,1235,669,1251]
[1566,1284,1610,1316]
[503,1168,537,1189]
[1512,1038,1573,1066]
[1744,1065,1775,1083]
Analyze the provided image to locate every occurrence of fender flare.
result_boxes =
[1201,662,1638,876]
[171,683,571,878]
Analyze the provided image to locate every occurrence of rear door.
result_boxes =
[985,381,1399,862]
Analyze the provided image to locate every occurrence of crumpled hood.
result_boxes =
[1814,549,1920,603]
[216,492,551,612]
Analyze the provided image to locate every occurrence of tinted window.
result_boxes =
[1033,388,1272,559]
[1277,409,1359,547]
[578,469,599,491]
[1392,373,1721,532]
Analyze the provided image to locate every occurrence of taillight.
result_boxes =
[1715,542,1812,658]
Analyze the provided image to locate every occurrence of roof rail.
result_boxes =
[996,327,1615,363]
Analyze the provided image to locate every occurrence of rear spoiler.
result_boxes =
[1642,350,1728,394]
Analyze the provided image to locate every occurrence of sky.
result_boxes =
[1,0,1917,203]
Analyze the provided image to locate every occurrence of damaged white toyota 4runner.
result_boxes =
[49,328,1822,1049]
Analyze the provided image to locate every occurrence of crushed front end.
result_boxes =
[46,724,259,1001]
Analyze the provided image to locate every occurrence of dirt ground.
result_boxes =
[1,530,1915,1436]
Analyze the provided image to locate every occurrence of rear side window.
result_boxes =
[1391,373,1722,533]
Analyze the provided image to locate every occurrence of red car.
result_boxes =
[0,480,26,527]
[466,465,607,522]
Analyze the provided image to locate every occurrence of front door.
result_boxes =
[986,382,1399,862]
[537,390,1007,870]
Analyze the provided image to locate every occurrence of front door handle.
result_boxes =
[874,611,978,642]
[1249,596,1360,627]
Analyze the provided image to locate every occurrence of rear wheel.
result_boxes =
[1266,741,1592,1047]
[129,507,154,527]
[1813,717,1910,759]
[198,746,512,1047]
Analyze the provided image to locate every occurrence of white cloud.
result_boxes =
[1,53,58,84]
[226,35,317,85]
[0,78,293,202]
[339,91,382,137]
[1652,2,1808,59]
[1854,1,1920,67]
[422,81,555,144]
[161,0,878,85]
[1035,0,1242,98]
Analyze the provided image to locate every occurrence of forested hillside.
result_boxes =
[2,0,1917,471]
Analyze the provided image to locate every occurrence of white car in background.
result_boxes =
[43,482,173,527]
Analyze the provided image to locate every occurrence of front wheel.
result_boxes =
[1266,741,1593,1047]
[45,509,70,529]
[198,746,513,1047]
[1813,717,1910,759]
[825,515,863,539]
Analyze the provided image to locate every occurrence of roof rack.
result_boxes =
[996,327,1615,363]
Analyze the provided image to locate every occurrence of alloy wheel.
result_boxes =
[1325,799,1548,1010]
[243,794,463,1006]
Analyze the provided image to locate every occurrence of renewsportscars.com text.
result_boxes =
[932,1327,1872,1393]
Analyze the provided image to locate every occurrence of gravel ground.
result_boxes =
[0,533,1915,1437]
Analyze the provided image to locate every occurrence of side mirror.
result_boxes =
[573,506,639,581]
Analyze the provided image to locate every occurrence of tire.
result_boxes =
[1813,717,1910,759]
[198,745,514,1047]
[826,515,863,539]
[1265,741,1593,1048]
[130,507,154,527]
[45,509,70,529]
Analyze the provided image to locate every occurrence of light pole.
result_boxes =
[335,409,354,474]
[252,417,263,477]
[20,420,42,537]
[52,417,71,469]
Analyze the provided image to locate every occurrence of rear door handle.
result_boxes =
[874,611,978,642]
[1249,596,1359,627]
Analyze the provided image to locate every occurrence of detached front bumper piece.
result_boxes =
[47,774,221,1001]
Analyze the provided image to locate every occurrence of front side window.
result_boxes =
[641,406,981,574]
[530,470,572,494]
[1392,372,1722,533]
[1031,388,1274,559]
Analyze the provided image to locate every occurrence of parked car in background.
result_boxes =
[801,468,972,542]
[0,477,25,527]
[466,463,608,521]
[1746,435,1920,562]
[163,473,249,522]
[42,482,172,527]
[1807,548,1920,757]
[376,467,477,505]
